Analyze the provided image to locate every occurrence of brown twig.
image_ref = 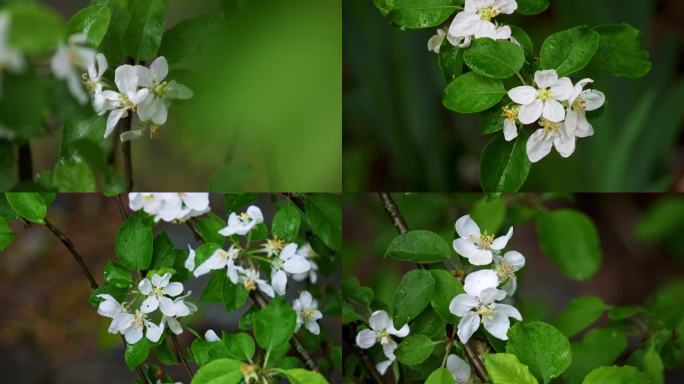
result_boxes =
[282,193,306,211]
[121,115,134,192]
[186,219,203,242]
[377,192,488,383]
[18,142,33,182]
[343,323,385,383]
[171,333,194,379]
[116,194,129,220]
[43,218,99,290]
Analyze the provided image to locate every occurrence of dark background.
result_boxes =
[343,0,684,192]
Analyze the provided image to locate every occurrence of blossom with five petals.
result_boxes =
[51,34,96,105]
[139,273,185,317]
[447,0,517,48]
[270,243,311,295]
[356,310,410,375]
[191,245,242,283]
[219,206,264,236]
[293,291,323,335]
[453,215,513,265]
[102,64,150,137]
[565,78,605,138]
[136,57,193,125]
[449,286,522,343]
[493,250,525,295]
[508,69,573,124]
[238,268,275,298]
[526,117,576,162]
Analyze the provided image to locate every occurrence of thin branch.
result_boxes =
[121,115,134,192]
[116,194,129,220]
[18,142,33,182]
[377,192,488,382]
[43,218,99,289]
[282,193,306,211]
[343,324,385,383]
[186,219,203,242]
[170,333,194,379]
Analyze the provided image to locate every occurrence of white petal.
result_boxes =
[145,321,164,342]
[246,206,264,223]
[550,77,573,101]
[205,329,221,342]
[446,354,472,383]
[305,320,320,335]
[490,227,513,250]
[163,282,184,297]
[376,359,393,375]
[457,313,481,344]
[553,124,576,158]
[534,70,558,89]
[167,316,183,335]
[125,326,144,344]
[570,78,593,104]
[503,250,525,270]
[496,303,523,320]
[138,279,153,295]
[271,269,287,296]
[542,100,566,122]
[575,114,594,138]
[388,321,410,338]
[518,99,544,124]
[526,128,553,163]
[283,256,310,274]
[141,296,160,314]
[152,273,171,288]
[150,56,168,81]
[105,108,127,138]
[298,291,313,309]
[455,215,481,239]
[159,296,177,317]
[483,310,511,340]
[464,269,499,297]
[194,253,227,277]
[582,89,605,111]
[494,25,512,40]
[508,86,537,105]
[115,65,139,94]
[494,0,517,13]
[185,245,196,271]
[449,294,479,317]
[478,288,507,304]
[369,310,390,331]
[448,11,481,37]
[109,312,134,333]
[181,193,209,211]
[382,339,398,360]
[503,119,518,141]
[356,329,377,349]
[97,294,122,318]
[565,108,579,132]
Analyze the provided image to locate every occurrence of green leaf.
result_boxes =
[197,212,226,246]
[53,160,97,192]
[540,26,600,77]
[5,192,47,223]
[643,347,664,384]
[0,217,15,252]
[282,368,329,384]
[561,328,627,384]
[341,275,374,307]
[159,14,226,66]
[0,71,46,139]
[582,366,651,384]
[201,271,249,311]
[393,269,436,327]
[103,260,133,288]
[635,198,684,242]
[536,209,602,280]
[224,193,259,214]
[115,215,153,271]
[484,353,539,384]
[480,133,531,192]
[552,296,606,337]
[156,338,176,365]
[305,194,341,251]
[428,269,463,323]
[223,332,255,361]
[385,230,452,263]
[509,25,534,58]
[591,24,651,79]
[191,358,242,384]
[516,0,550,15]
[151,232,176,269]
[67,2,111,47]
[608,306,643,321]
[425,368,453,384]
[506,322,572,384]
[649,279,684,328]
[60,115,108,169]
[480,103,505,134]
[443,72,506,113]
[272,203,301,243]
[97,0,130,66]
[389,0,459,29]
[124,0,167,61]
[463,38,525,80]
[124,338,155,370]
[254,297,297,350]
[88,281,127,307]
[191,339,230,367]
[438,43,464,81]
[410,307,446,338]
[6,3,64,55]
[470,196,506,234]
[395,334,437,366]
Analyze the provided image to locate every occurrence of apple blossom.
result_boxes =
[453,214,513,265]
[508,69,573,124]
[219,205,264,237]
[191,246,241,283]
[51,34,96,105]
[238,268,275,298]
[448,0,517,48]
[101,64,150,138]
[526,117,576,162]
[293,291,322,335]
[139,272,185,317]
[128,193,210,222]
[161,291,197,335]
[565,78,605,138]
[270,243,311,295]
[449,286,522,343]
[136,56,193,125]
[356,310,410,375]
[463,269,499,297]
[502,104,520,141]
[292,243,319,284]
[109,309,164,344]
[493,250,525,295]
[84,53,109,113]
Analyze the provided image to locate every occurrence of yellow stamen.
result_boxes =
[538,88,552,101]
[243,278,256,291]
[477,6,500,21]
[539,118,560,133]
[572,97,586,111]
[502,105,519,120]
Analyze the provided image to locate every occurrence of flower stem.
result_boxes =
[171,333,194,379]
[515,71,527,85]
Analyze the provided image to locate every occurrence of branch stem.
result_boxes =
[43,218,99,289]
[343,323,385,383]
[170,333,194,379]
[18,141,33,182]
[121,115,134,192]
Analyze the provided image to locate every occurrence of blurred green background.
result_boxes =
[343,0,684,192]
[3,0,341,192]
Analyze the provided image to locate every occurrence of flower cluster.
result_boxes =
[356,310,410,375]
[506,69,605,162]
[428,0,518,53]
[96,272,196,344]
[449,214,524,344]
[51,34,192,140]
[128,193,210,223]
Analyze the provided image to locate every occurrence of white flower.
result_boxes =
[51,34,96,105]
[356,310,410,375]
[96,294,124,319]
[446,354,473,383]
[508,69,573,125]
[84,53,109,113]
[463,269,499,297]
[192,246,242,283]
[493,251,525,295]
[502,105,520,141]
[161,291,197,335]
[136,56,193,125]
[109,309,164,344]
[428,28,447,53]
[219,206,264,237]
[453,215,513,265]
[238,268,275,298]
[270,243,311,296]
[565,78,605,138]
[139,273,184,317]
[101,64,150,137]
[293,291,322,335]
[261,238,285,257]
[526,117,576,162]
[447,0,517,48]
[292,243,319,284]
[449,287,522,343]
[204,329,221,342]
[0,12,25,94]
[128,193,210,222]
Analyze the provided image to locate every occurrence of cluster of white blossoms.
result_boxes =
[51,34,192,140]
[96,272,196,344]
[428,0,518,53]
[184,205,323,334]
[0,13,25,96]
[506,69,606,162]
[356,310,410,375]
[128,193,210,223]
[449,214,524,344]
